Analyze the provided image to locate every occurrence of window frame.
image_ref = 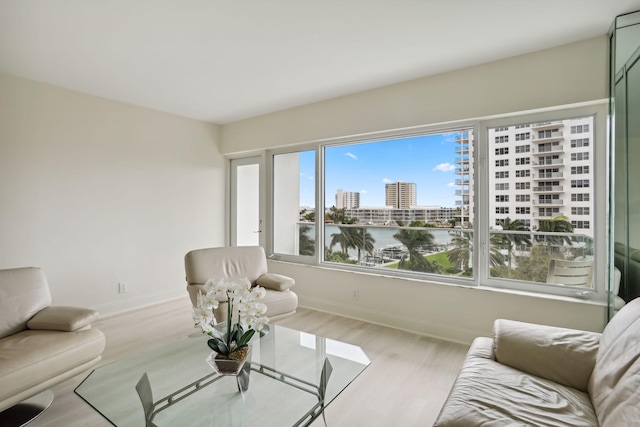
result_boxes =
[263,101,608,302]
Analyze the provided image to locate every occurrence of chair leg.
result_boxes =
[0,390,54,427]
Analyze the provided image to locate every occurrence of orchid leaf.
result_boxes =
[237,330,255,348]
[207,339,229,355]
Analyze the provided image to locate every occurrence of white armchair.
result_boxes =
[184,246,298,322]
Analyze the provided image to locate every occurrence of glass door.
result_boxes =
[230,156,264,247]
[610,10,640,319]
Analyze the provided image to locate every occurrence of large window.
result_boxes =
[266,103,606,300]
[487,115,595,288]
[321,131,474,278]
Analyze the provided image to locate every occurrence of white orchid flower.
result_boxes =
[251,286,267,299]
[193,277,270,356]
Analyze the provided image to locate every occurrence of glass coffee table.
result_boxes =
[75,324,370,426]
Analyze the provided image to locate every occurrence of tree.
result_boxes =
[492,218,531,277]
[448,230,503,275]
[329,226,375,263]
[299,209,315,222]
[447,231,472,274]
[538,215,574,247]
[298,225,315,256]
[493,245,555,284]
[393,222,438,273]
[325,206,357,224]
[324,247,357,264]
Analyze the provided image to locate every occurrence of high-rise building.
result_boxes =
[335,189,360,209]
[488,117,594,237]
[455,131,474,228]
[385,181,416,209]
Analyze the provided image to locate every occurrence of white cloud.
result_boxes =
[447,182,456,187]
[345,152,358,160]
[382,178,392,183]
[360,189,368,194]
[433,163,455,172]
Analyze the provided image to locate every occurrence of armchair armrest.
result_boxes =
[493,319,600,392]
[256,273,295,291]
[27,306,99,332]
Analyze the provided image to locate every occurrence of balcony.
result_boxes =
[532,211,564,218]
[455,167,470,175]
[533,185,564,193]
[530,122,564,131]
[532,199,564,206]
[532,159,564,167]
[455,156,470,164]
[532,172,564,180]
[455,190,469,196]
[532,133,564,144]
[455,146,469,154]
[455,179,470,186]
[531,144,564,155]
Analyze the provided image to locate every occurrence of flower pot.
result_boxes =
[206,346,250,376]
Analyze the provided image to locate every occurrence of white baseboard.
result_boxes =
[95,288,188,318]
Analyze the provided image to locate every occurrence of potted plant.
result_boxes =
[193,277,269,375]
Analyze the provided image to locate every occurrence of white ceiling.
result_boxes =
[1,1,639,124]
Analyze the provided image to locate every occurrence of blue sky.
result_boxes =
[298,131,469,208]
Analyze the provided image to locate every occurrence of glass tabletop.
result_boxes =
[75,324,370,427]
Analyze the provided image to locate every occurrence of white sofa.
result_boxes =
[434,297,640,426]
[184,246,298,322]
[0,267,106,413]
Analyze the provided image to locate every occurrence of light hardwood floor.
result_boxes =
[28,298,468,427]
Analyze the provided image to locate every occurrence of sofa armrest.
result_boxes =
[467,336,495,360]
[493,319,600,392]
[27,306,99,332]
[256,273,295,291]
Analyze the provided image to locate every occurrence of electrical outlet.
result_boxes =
[352,289,359,301]
[118,282,127,294]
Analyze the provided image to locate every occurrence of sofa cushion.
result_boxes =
[0,328,106,404]
[27,306,99,332]
[493,319,600,392]
[256,273,295,291]
[434,337,597,427]
[589,297,640,426]
[0,267,52,339]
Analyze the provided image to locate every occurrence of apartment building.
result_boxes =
[344,206,459,225]
[488,117,594,237]
[335,189,360,209]
[455,131,474,229]
[385,181,417,209]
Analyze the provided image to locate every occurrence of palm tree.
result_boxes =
[329,226,375,263]
[493,218,531,276]
[538,215,574,247]
[449,230,503,275]
[448,231,472,273]
[393,224,437,273]
[325,206,357,224]
[298,225,315,256]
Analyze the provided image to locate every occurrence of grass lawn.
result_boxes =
[384,250,455,270]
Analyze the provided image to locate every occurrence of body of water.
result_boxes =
[324,224,459,262]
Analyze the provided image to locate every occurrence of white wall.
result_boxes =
[220,36,610,342]
[0,73,226,315]
[221,37,608,153]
